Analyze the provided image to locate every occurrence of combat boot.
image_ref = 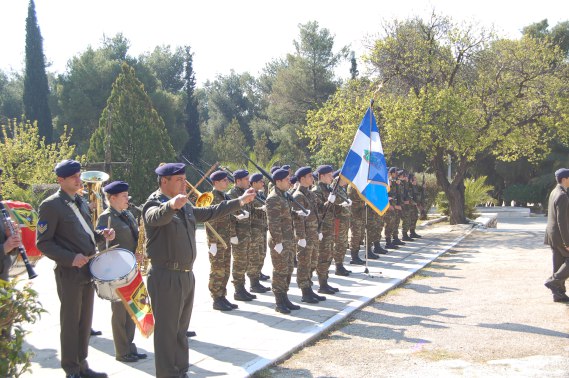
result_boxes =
[410,229,422,238]
[275,293,291,314]
[259,272,270,281]
[385,237,398,249]
[301,287,319,303]
[402,232,414,242]
[234,285,254,301]
[350,250,365,265]
[335,263,351,276]
[250,278,270,293]
[213,297,233,311]
[309,286,327,301]
[283,292,301,310]
[393,236,406,245]
[222,297,238,309]
[325,279,339,293]
[366,245,380,260]
[318,279,336,294]
[373,241,388,255]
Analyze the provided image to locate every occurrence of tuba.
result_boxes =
[80,171,110,226]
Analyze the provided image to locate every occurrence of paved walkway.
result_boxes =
[21,220,473,377]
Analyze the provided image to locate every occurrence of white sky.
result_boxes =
[1,0,568,86]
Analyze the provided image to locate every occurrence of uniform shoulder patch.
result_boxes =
[37,221,48,234]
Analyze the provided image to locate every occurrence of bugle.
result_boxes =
[80,171,110,227]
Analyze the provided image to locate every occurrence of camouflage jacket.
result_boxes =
[292,185,319,240]
[206,189,237,243]
[333,183,351,219]
[266,187,294,247]
[250,191,267,228]
[227,186,252,232]
[348,184,365,211]
[312,182,334,228]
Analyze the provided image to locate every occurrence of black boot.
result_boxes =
[350,250,365,265]
[275,293,291,314]
[234,285,254,301]
[250,278,270,293]
[244,286,257,299]
[385,237,398,249]
[222,296,238,309]
[301,287,319,303]
[318,279,336,294]
[259,272,270,281]
[335,263,351,276]
[402,232,414,242]
[393,236,406,245]
[309,286,327,301]
[373,241,388,255]
[283,292,300,310]
[325,279,339,293]
[366,245,380,260]
[410,229,422,238]
[213,297,233,311]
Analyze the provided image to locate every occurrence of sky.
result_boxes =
[1,0,568,86]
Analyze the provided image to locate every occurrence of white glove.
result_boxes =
[209,243,218,256]
[235,210,249,220]
[257,205,267,211]
[340,198,353,207]
[297,239,307,248]
[327,193,336,203]
[318,232,323,241]
[230,236,239,245]
[296,209,310,217]
[274,243,283,254]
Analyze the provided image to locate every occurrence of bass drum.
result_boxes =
[90,248,137,302]
[4,200,42,278]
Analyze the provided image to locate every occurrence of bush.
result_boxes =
[503,173,554,209]
[436,176,496,218]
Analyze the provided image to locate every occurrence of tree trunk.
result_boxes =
[445,182,467,224]
[432,152,469,225]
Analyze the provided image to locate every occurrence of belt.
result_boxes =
[152,261,192,272]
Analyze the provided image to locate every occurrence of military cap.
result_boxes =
[555,168,569,181]
[233,169,249,180]
[103,181,129,194]
[295,166,312,179]
[389,167,397,174]
[397,169,406,176]
[249,173,263,183]
[408,173,415,180]
[290,175,298,185]
[316,165,333,175]
[55,159,81,178]
[333,169,341,178]
[282,164,291,171]
[312,172,318,180]
[210,170,228,182]
[272,169,289,181]
[270,166,281,174]
[155,162,185,176]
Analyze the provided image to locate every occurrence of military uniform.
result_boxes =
[332,184,351,269]
[143,189,242,378]
[410,182,423,237]
[401,179,415,240]
[36,189,107,376]
[249,191,268,291]
[292,186,319,291]
[313,183,334,283]
[96,207,140,360]
[227,186,254,293]
[347,185,366,264]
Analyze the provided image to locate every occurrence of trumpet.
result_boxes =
[80,170,110,227]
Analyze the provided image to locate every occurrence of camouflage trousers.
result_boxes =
[208,242,231,299]
[333,216,349,264]
[316,223,334,280]
[366,210,383,243]
[383,208,398,239]
[249,225,266,278]
[402,204,415,233]
[231,225,251,287]
[296,227,319,289]
[392,209,402,238]
[270,241,294,294]
[410,205,419,230]
[349,206,365,252]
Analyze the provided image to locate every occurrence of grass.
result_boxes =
[415,347,462,361]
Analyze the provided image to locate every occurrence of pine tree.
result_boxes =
[88,63,176,203]
[23,0,52,142]
[181,46,202,161]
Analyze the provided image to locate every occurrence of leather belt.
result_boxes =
[152,261,192,272]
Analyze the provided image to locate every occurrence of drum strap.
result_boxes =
[67,201,96,246]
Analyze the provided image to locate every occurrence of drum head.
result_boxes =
[90,249,135,281]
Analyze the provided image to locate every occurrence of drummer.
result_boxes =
[96,181,147,363]
[36,159,115,378]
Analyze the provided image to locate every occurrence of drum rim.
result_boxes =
[89,248,136,281]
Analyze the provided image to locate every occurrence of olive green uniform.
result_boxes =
[332,185,350,264]
[348,185,365,253]
[312,183,334,280]
[227,186,253,286]
[266,188,294,294]
[249,192,267,279]
[292,186,319,289]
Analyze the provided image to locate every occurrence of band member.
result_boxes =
[96,181,147,363]
[267,168,300,313]
[36,159,115,378]
[0,167,20,282]
[142,163,255,378]
[248,173,270,292]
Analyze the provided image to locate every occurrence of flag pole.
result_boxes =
[364,204,369,274]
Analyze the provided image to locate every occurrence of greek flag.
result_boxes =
[340,107,389,215]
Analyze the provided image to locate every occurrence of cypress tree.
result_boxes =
[23,0,52,142]
[181,46,202,161]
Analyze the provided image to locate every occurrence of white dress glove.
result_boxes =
[257,205,267,211]
[235,210,250,220]
[274,243,284,254]
[296,209,310,217]
[297,239,307,248]
[318,232,323,241]
[327,193,336,204]
[230,236,239,245]
[340,198,353,207]
[209,243,218,256]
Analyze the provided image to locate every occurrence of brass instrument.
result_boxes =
[185,180,228,249]
[80,171,110,226]
[136,215,151,275]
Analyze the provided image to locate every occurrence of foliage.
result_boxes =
[503,174,555,208]
[0,71,24,124]
[419,173,440,217]
[23,0,53,143]
[436,176,496,218]
[141,45,185,92]
[182,46,202,161]
[87,63,176,204]
[0,280,45,377]
[0,119,78,207]
[213,118,248,166]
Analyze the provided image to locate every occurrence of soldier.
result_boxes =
[228,169,258,301]
[347,184,366,264]
[400,170,415,242]
[267,168,301,314]
[207,170,239,311]
[249,173,270,290]
[143,163,255,377]
[36,159,115,378]
[383,167,400,250]
[332,171,354,275]
[267,166,281,194]
[96,181,147,363]
[0,167,20,283]
[409,174,422,239]
[292,166,329,300]
[312,165,340,296]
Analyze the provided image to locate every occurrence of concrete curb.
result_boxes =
[243,224,476,377]
[418,216,448,228]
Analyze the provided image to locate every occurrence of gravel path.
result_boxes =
[260,217,569,378]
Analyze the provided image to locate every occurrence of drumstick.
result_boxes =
[106,216,111,249]
[88,244,120,260]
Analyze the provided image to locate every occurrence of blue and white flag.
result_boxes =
[340,107,389,215]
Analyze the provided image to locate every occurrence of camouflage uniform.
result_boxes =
[392,179,403,240]
[207,189,236,299]
[227,186,253,287]
[266,187,294,294]
[383,178,400,243]
[292,186,320,289]
[333,184,350,264]
[401,180,414,235]
[250,192,267,280]
[313,182,334,280]
[348,185,365,253]
[410,182,422,232]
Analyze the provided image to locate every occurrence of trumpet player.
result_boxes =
[0,167,20,283]
[96,181,147,363]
